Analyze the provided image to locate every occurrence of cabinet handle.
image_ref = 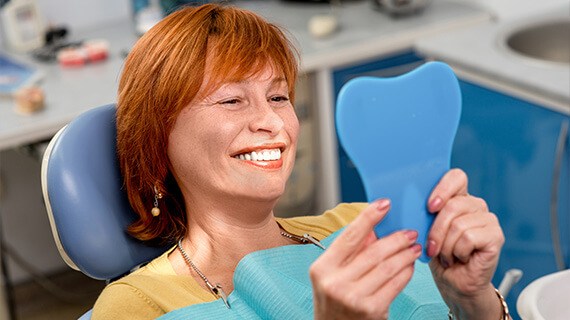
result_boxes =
[550,120,568,271]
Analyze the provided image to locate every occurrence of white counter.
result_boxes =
[415,4,570,115]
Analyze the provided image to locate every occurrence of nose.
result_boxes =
[249,101,285,136]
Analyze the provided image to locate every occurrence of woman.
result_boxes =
[92,4,508,320]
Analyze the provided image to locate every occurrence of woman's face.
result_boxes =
[168,64,300,205]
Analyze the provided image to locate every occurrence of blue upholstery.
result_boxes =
[335,61,461,262]
[41,104,167,281]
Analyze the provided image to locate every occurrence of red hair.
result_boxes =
[116,4,300,244]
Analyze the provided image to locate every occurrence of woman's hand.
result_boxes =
[310,199,422,320]
[427,169,506,319]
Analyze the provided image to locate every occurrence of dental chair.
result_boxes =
[517,268,570,320]
[41,104,168,319]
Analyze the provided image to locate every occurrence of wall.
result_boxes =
[0,0,130,48]
[36,0,130,31]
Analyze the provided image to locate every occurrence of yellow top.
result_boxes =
[92,203,367,320]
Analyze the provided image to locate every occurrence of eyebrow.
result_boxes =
[233,76,287,86]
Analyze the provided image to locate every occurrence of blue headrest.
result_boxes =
[41,104,167,280]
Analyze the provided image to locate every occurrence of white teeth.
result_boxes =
[234,148,281,161]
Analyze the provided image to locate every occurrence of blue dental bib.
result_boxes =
[158,228,447,319]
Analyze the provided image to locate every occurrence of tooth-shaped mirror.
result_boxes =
[336,61,461,262]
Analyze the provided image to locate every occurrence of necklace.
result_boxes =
[279,229,327,250]
[177,228,326,309]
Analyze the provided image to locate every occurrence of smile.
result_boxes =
[233,148,282,161]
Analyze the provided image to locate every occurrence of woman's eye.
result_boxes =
[220,98,240,105]
[270,95,289,103]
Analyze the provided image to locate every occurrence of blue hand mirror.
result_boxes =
[335,61,462,262]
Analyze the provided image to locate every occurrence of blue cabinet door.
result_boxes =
[452,80,569,319]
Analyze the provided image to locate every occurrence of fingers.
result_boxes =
[428,195,487,259]
[425,169,507,308]
[428,168,469,213]
[452,220,504,264]
[342,230,419,281]
[428,192,504,270]
[310,230,420,319]
[312,260,416,320]
[321,199,391,266]
[353,240,421,297]
[310,199,422,319]
[362,263,415,313]
[438,213,498,265]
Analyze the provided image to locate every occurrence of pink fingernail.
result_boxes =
[376,199,390,211]
[404,230,418,242]
[429,197,442,212]
[427,240,437,257]
[411,244,422,254]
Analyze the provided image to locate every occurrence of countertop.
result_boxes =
[415,4,570,115]
[0,0,490,150]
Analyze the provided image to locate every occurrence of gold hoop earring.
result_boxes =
[151,186,163,217]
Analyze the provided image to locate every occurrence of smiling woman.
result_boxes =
[115,4,299,243]
[92,3,508,320]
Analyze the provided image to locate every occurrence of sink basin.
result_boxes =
[517,269,570,320]
[501,19,570,65]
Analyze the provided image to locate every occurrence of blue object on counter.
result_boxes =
[335,61,462,262]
